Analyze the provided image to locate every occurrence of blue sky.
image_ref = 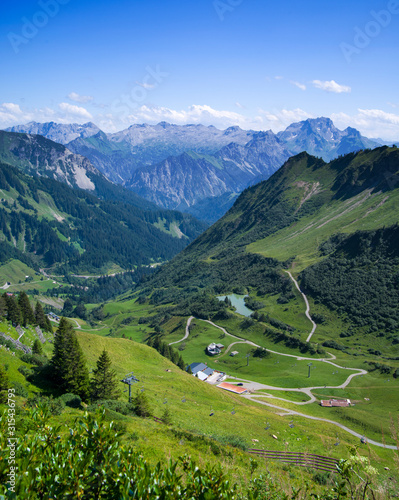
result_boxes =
[1,0,399,139]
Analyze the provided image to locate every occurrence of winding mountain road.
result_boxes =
[177,316,397,450]
[284,270,317,342]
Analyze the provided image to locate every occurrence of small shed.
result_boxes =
[217,382,248,394]
[320,399,351,407]
[230,351,239,357]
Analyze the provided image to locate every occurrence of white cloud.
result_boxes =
[274,75,284,80]
[1,102,23,114]
[290,81,307,91]
[235,102,245,109]
[59,103,93,120]
[67,92,93,103]
[313,80,351,94]
[331,108,399,140]
[258,108,314,132]
[134,81,156,90]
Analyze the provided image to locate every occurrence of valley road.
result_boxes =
[178,316,398,450]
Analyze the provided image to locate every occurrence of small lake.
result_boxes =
[217,294,253,317]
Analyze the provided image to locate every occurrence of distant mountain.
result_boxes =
[126,131,290,218]
[276,117,380,161]
[5,121,100,145]
[66,122,256,183]
[4,118,384,221]
[0,131,161,212]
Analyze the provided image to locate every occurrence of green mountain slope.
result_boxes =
[145,146,399,345]
[0,160,206,273]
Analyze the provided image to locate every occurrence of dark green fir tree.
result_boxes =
[18,291,35,327]
[90,349,120,402]
[32,339,44,356]
[35,302,52,333]
[4,294,22,325]
[50,317,89,400]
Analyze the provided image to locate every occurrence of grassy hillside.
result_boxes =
[1,318,398,497]
[142,147,399,349]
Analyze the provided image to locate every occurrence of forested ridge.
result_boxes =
[300,226,399,335]
[0,161,206,272]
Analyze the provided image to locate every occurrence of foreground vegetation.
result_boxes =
[1,404,392,499]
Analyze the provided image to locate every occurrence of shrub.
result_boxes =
[20,353,48,367]
[12,382,29,398]
[27,394,65,416]
[58,393,82,408]
[87,399,135,416]
[17,365,35,380]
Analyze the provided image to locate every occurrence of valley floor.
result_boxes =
[175,316,398,451]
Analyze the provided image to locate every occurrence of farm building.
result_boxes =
[320,399,351,407]
[217,382,249,394]
[206,343,221,355]
[186,362,227,384]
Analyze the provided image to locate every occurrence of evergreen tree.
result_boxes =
[177,355,185,371]
[62,298,74,317]
[73,303,87,320]
[161,406,172,425]
[32,339,44,356]
[5,294,22,325]
[35,302,52,333]
[0,363,9,392]
[90,350,120,402]
[0,295,6,318]
[0,364,9,403]
[133,390,152,418]
[50,317,90,400]
[18,291,35,327]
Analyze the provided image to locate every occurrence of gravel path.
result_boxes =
[284,270,317,342]
[169,316,194,345]
[178,316,397,449]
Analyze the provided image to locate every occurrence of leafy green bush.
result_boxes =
[12,382,29,398]
[58,393,82,409]
[87,399,135,416]
[20,353,48,367]
[17,365,35,380]
[0,407,241,499]
[27,394,65,415]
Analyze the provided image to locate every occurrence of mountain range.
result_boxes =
[0,132,207,274]
[5,118,384,221]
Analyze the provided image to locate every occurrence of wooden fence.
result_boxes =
[248,449,338,473]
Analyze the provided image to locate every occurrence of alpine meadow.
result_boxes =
[1,1,399,499]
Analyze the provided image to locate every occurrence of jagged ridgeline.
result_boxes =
[146,146,399,338]
[0,159,206,273]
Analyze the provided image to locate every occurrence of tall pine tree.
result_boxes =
[18,291,35,327]
[35,302,53,333]
[90,349,120,402]
[51,317,89,400]
[4,294,22,325]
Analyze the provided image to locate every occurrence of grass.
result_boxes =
[247,189,399,274]
[0,260,37,286]
[1,319,398,495]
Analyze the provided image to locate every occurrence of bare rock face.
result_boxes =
[0,131,103,191]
